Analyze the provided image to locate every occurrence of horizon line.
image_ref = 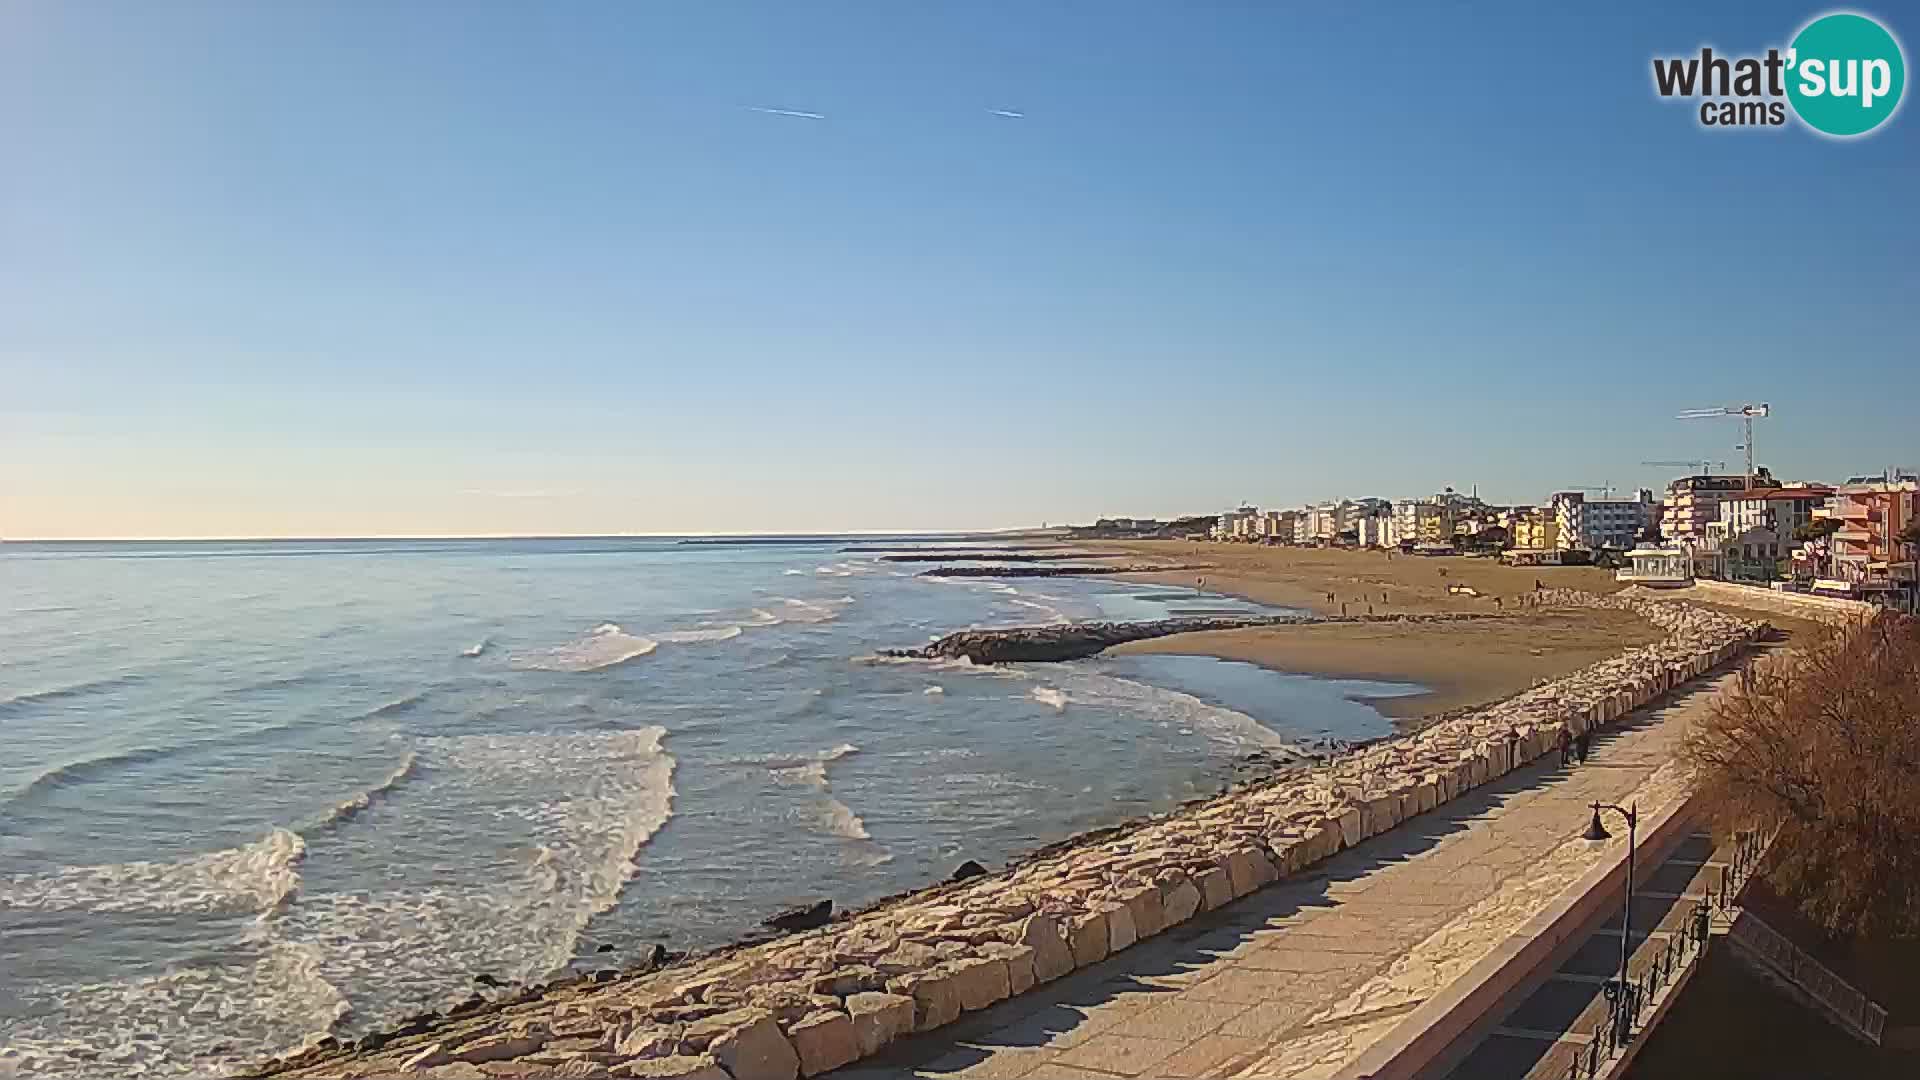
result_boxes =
[0,526,1067,544]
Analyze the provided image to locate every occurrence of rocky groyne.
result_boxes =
[885,611,1494,664]
[253,591,1766,1080]
[879,552,1120,563]
[916,563,1202,578]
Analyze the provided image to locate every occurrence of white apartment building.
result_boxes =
[1660,471,1771,545]
[1353,514,1393,548]
[1709,485,1832,540]
[1551,490,1658,551]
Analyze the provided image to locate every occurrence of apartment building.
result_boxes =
[1551,490,1658,551]
[1709,485,1833,539]
[1511,508,1560,551]
[1660,470,1772,544]
[1812,478,1919,606]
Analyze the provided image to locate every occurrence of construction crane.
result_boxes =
[1677,403,1770,490]
[1641,459,1727,475]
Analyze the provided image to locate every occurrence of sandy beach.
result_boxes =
[1092,541,1659,721]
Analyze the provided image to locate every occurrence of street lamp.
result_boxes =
[1583,801,1639,1045]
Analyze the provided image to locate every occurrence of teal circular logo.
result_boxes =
[1787,12,1906,136]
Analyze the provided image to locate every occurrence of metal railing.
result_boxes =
[1727,913,1888,1044]
[1561,902,1712,1079]
[1558,829,1769,1080]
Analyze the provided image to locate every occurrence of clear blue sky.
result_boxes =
[3,1,1914,537]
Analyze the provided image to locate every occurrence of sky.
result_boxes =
[2,1,1915,538]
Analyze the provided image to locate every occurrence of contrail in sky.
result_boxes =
[747,105,826,120]
[988,108,1025,118]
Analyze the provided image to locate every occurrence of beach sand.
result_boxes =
[1093,539,1626,616]
[1092,541,1660,721]
[1108,609,1664,720]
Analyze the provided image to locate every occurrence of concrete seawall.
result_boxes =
[253,592,1767,1080]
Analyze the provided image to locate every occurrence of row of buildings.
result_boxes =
[1200,466,1920,609]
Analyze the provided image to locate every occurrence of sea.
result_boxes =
[0,538,1420,1078]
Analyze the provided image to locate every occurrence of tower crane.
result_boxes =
[1641,459,1727,475]
[1676,404,1770,490]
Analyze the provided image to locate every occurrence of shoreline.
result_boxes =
[253,590,1768,1080]
[1078,542,1662,722]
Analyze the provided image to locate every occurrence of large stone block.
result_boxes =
[1013,915,1074,983]
[1336,807,1364,849]
[786,1011,858,1078]
[978,941,1036,996]
[1067,908,1110,967]
[1196,866,1234,911]
[696,1009,799,1080]
[888,969,962,1032]
[844,992,915,1057]
[1106,901,1139,953]
[1160,878,1202,926]
[1117,883,1165,939]
[946,955,1012,1012]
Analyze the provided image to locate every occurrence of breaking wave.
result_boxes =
[0,828,306,917]
[511,623,658,672]
[1030,687,1069,711]
[311,752,420,830]
[0,940,350,1080]
[460,637,491,658]
[656,626,744,644]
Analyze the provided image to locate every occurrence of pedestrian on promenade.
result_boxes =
[1558,725,1575,766]
[1576,730,1593,764]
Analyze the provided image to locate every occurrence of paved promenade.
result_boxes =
[828,673,1734,1080]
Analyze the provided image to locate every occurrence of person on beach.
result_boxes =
[1576,729,1593,763]
[1559,725,1575,766]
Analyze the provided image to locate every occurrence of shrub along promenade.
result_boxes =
[251,592,1766,1080]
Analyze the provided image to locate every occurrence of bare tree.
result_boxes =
[1683,614,1920,937]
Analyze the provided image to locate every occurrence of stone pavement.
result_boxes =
[826,674,1737,1080]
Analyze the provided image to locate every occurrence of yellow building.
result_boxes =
[1512,511,1560,551]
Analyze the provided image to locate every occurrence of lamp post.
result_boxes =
[1584,801,1639,1044]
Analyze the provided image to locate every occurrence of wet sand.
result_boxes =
[1092,541,1659,721]
[1108,609,1664,720]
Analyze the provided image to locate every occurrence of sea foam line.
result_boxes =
[0,828,307,917]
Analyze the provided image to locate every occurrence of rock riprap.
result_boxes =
[887,611,1495,664]
[251,592,1765,1080]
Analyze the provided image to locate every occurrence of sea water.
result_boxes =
[0,538,1417,1077]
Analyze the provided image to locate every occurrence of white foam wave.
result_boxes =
[656,625,745,644]
[1030,687,1069,711]
[0,829,306,916]
[263,728,676,1029]
[1050,669,1302,753]
[783,568,806,576]
[460,637,491,658]
[0,940,350,1079]
[312,752,419,830]
[925,685,945,695]
[511,623,658,672]
[821,797,871,840]
[773,597,850,624]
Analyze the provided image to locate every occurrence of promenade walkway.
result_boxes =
[827,672,1736,1080]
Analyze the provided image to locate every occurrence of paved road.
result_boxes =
[827,673,1736,1080]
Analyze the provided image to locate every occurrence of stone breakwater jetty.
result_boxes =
[878,552,1123,563]
[916,563,1205,579]
[253,591,1766,1080]
[885,612,1493,665]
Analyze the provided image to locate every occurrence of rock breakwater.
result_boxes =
[254,592,1766,1080]
[916,564,1203,578]
[887,611,1497,664]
